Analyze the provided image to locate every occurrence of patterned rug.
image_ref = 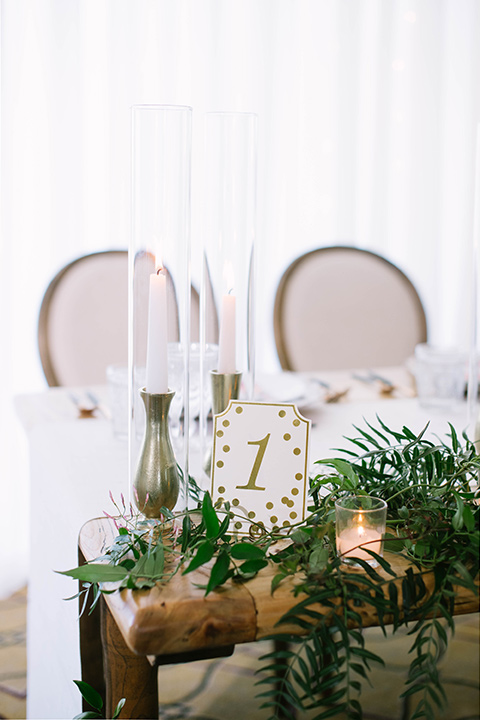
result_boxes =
[0,588,26,720]
[0,588,478,720]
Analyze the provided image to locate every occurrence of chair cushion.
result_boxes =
[274,247,427,371]
[39,252,128,386]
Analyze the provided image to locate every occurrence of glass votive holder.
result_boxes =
[335,495,387,567]
[412,343,466,410]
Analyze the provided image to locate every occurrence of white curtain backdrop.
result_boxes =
[1,0,479,596]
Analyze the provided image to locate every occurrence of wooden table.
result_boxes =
[16,385,472,719]
[78,516,479,720]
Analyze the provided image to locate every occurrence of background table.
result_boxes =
[15,386,128,719]
[15,370,472,719]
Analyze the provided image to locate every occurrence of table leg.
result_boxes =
[100,599,158,719]
[78,547,106,712]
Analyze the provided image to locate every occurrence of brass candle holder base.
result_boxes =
[134,388,180,518]
[203,370,242,477]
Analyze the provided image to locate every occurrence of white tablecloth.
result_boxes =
[15,387,128,720]
[15,375,471,720]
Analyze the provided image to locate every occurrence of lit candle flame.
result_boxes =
[356,512,365,537]
[155,256,165,275]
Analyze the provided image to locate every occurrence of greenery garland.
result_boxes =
[61,418,480,720]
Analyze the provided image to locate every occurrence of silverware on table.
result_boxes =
[85,391,112,419]
[307,378,350,404]
[352,371,395,395]
[69,391,111,419]
[367,371,394,386]
[69,392,96,418]
[352,371,415,398]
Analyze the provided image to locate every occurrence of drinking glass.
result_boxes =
[413,343,466,410]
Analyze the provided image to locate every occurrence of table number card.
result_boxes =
[211,401,310,536]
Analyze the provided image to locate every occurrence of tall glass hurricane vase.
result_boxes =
[468,124,480,456]
[199,112,257,486]
[130,105,192,517]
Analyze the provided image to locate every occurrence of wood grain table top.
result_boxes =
[79,516,479,658]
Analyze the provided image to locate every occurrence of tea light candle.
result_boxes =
[335,496,387,567]
[145,267,169,394]
[337,518,382,562]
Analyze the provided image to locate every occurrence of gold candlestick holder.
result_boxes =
[134,388,180,518]
[204,370,242,477]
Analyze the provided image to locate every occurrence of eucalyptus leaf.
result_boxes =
[271,572,287,593]
[206,550,231,594]
[290,529,311,545]
[112,698,126,719]
[239,558,268,575]
[58,564,128,583]
[452,493,465,530]
[384,536,406,553]
[73,680,103,711]
[202,492,220,539]
[308,546,328,574]
[230,542,266,560]
[183,540,214,574]
[181,513,191,553]
[131,542,164,579]
[462,504,475,531]
[318,458,359,488]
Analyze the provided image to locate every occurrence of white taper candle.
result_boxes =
[217,292,236,374]
[145,269,169,394]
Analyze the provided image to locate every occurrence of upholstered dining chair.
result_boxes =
[38,250,205,387]
[38,250,129,386]
[274,246,427,372]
